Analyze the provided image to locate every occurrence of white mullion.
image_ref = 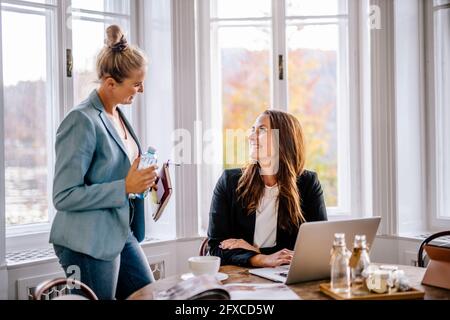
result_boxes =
[45,4,58,225]
[272,0,287,110]
[129,0,142,131]
[1,0,57,10]
[286,20,345,27]
[0,3,7,267]
[346,0,360,216]
[359,0,373,219]
[370,0,398,235]
[172,0,199,238]
[0,6,47,15]
[197,0,222,234]
[211,16,271,23]
[71,7,129,19]
[61,0,73,116]
[285,14,348,20]
[213,21,270,28]
[426,0,439,230]
[71,16,115,24]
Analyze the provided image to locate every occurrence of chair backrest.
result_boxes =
[33,278,98,300]
[199,237,209,256]
[418,231,450,267]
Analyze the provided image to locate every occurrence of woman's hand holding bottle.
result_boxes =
[125,157,158,195]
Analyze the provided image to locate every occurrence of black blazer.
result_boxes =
[207,168,327,266]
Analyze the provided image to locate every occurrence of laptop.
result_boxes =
[249,217,381,285]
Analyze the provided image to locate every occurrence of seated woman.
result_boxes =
[207,110,327,267]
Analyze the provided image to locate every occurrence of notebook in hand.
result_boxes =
[152,161,172,222]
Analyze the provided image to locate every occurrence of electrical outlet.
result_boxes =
[403,251,418,266]
[149,261,165,280]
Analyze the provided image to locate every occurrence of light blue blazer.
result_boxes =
[49,90,146,261]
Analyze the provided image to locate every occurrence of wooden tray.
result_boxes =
[319,283,425,300]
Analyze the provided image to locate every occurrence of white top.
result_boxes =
[106,113,139,163]
[253,184,279,249]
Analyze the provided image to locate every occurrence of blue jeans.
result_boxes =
[53,230,154,300]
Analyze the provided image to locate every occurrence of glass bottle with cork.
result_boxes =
[349,234,371,295]
[330,233,351,294]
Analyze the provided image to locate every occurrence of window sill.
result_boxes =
[6,230,51,254]
[378,233,450,247]
[5,236,204,269]
[140,235,204,248]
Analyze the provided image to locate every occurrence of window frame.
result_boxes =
[425,0,450,230]
[0,0,139,250]
[197,0,370,233]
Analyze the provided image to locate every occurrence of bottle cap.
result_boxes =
[147,146,157,154]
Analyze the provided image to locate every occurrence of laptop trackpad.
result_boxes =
[249,265,291,282]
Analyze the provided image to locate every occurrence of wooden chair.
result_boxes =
[417,230,450,267]
[199,237,210,256]
[33,278,98,300]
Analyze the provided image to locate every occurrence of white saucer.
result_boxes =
[181,272,229,281]
[215,272,229,281]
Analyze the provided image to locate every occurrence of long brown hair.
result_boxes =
[236,110,306,232]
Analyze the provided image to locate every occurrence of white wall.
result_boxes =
[140,0,177,241]
[394,0,426,235]
[370,235,422,266]
[0,267,7,299]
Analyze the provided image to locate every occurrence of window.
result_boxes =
[431,0,450,227]
[1,0,58,229]
[286,0,349,208]
[198,0,362,232]
[0,0,134,239]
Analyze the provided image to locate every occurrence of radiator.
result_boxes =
[15,260,166,300]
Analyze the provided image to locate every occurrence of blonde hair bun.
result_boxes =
[105,25,126,48]
[97,24,147,83]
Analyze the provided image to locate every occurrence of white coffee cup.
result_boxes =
[188,256,220,276]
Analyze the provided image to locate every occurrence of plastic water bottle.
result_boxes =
[330,233,351,294]
[129,146,157,199]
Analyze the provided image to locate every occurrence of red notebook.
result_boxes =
[152,161,173,222]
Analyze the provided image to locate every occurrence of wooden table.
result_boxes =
[128,264,450,300]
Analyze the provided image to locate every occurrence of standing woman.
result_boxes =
[50,25,156,300]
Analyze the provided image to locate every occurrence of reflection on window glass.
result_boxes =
[217,26,271,169]
[2,11,50,226]
[212,0,271,19]
[287,23,346,207]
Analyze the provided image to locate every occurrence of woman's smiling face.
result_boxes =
[113,67,146,105]
[249,114,272,162]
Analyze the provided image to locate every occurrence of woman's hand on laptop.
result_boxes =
[219,239,260,253]
[249,249,294,267]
